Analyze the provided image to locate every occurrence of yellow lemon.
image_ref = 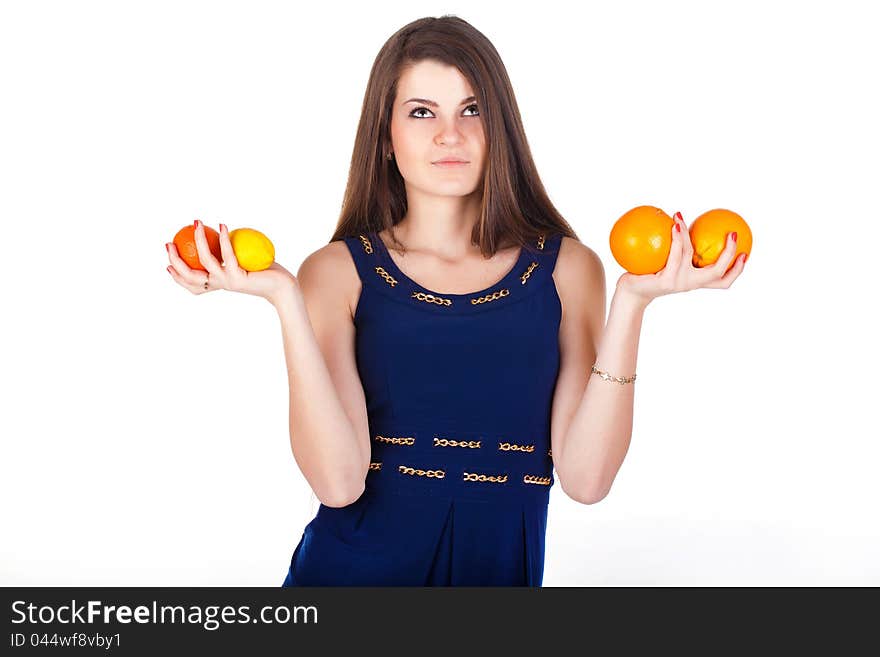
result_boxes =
[229,227,275,272]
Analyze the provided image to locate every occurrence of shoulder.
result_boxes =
[296,238,361,320]
[554,236,605,287]
[553,236,606,317]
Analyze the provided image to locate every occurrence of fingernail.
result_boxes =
[194,219,200,229]
[220,223,226,232]
[165,243,170,252]
[675,223,681,232]
[743,253,748,264]
[674,212,682,222]
[732,231,738,242]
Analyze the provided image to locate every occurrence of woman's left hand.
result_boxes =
[616,211,747,304]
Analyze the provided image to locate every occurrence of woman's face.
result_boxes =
[389,59,487,198]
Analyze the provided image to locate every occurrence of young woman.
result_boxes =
[165,16,746,586]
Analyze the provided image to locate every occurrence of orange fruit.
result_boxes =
[689,208,752,273]
[609,205,675,274]
[172,223,222,271]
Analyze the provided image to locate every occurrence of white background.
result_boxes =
[1,0,877,586]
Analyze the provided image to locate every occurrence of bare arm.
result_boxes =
[556,286,646,504]
[549,237,645,505]
[270,242,371,507]
[552,212,743,503]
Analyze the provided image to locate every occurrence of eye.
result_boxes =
[409,104,480,119]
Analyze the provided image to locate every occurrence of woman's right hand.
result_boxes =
[166,220,299,306]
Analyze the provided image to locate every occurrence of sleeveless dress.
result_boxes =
[281,229,563,586]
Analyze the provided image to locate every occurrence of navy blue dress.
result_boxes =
[282,229,563,586]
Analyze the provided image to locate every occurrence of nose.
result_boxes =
[434,117,465,146]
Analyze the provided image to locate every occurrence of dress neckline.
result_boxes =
[370,230,531,301]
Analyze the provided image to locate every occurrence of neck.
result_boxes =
[391,188,483,257]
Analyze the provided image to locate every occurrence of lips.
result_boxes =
[433,158,469,164]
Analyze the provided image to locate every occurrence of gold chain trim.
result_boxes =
[358,234,373,254]
[470,288,510,305]
[498,442,535,452]
[434,437,481,449]
[401,234,545,304]
[524,474,552,486]
[399,465,445,478]
[374,266,398,287]
[368,462,382,471]
[411,291,453,306]
[374,434,415,446]
[520,261,539,285]
[463,472,508,483]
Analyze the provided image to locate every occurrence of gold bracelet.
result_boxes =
[591,363,637,385]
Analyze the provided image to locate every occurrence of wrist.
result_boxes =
[268,280,302,312]
[612,284,651,314]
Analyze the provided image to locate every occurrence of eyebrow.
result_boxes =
[402,96,476,107]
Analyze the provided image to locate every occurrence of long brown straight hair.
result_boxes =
[328,15,579,257]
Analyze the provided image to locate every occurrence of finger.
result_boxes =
[708,231,739,280]
[704,251,746,289]
[217,223,242,272]
[662,216,684,277]
[166,242,204,287]
[166,264,206,295]
[193,219,224,277]
[674,212,694,262]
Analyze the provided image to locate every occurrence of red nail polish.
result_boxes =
[674,212,682,221]
[220,223,226,232]
[675,223,681,232]
[194,219,199,228]
[732,231,738,242]
[743,253,748,264]
[165,243,170,252]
